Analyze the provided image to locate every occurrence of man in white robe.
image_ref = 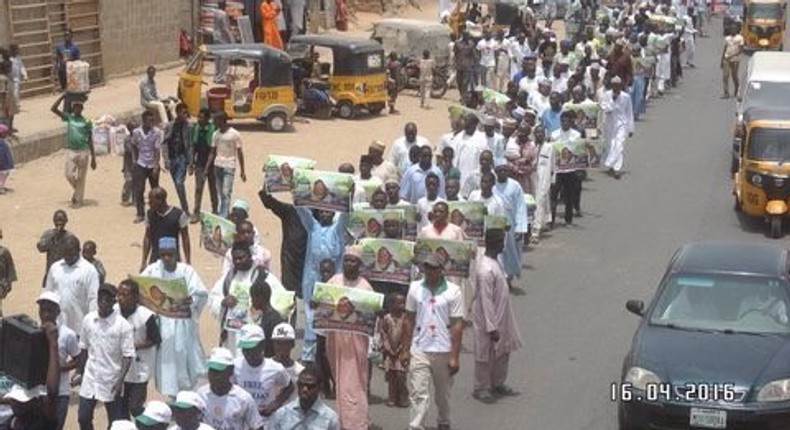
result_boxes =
[601,76,634,179]
[451,114,489,187]
[388,122,431,173]
[530,126,554,244]
[140,237,208,398]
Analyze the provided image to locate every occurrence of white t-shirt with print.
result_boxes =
[198,384,264,430]
[405,279,464,353]
[232,357,291,424]
[211,127,242,170]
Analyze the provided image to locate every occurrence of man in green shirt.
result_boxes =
[51,94,97,208]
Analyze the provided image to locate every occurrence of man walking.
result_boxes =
[208,112,246,218]
[601,76,634,179]
[131,111,163,224]
[721,25,744,99]
[402,253,464,430]
[472,228,522,403]
[163,103,192,215]
[140,187,191,270]
[50,94,96,209]
[189,108,217,222]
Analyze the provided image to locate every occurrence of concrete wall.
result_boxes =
[99,0,198,77]
[0,0,11,47]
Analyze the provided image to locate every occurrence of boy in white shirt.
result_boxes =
[197,347,263,430]
[270,323,304,384]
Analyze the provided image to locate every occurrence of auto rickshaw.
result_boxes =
[732,107,790,238]
[287,35,388,119]
[178,44,296,132]
[742,0,786,51]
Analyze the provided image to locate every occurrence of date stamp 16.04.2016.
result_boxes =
[611,382,737,403]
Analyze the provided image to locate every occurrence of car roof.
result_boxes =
[671,242,788,278]
[746,52,790,83]
[743,106,790,122]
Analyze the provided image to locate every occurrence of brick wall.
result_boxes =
[99,0,198,77]
[0,0,10,46]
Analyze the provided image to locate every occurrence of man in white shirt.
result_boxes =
[45,235,100,334]
[208,112,247,218]
[402,254,464,430]
[721,26,744,98]
[116,278,161,419]
[476,32,497,88]
[389,122,431,173]
[76,283,135,430]
[36,291,81,430]
[451,114,488,187]
[198,347,264,430]
[233,324,294,425]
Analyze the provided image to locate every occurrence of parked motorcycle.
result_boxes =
[396,56,449,99]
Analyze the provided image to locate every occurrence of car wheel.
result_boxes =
[337,100,355,119]
[617,403,637,430]
[769,215,783,238]
[266,112,288,132]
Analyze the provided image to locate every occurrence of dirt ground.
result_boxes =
[0,2,486,428]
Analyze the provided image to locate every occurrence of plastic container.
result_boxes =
[66,60,90,93]
[207,87,231,113]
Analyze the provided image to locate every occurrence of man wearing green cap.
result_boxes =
[134,400,171,430]
[169,390,213,430]
[197,347,263,430]
[234,324,293,424]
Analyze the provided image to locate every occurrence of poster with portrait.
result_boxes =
[358,238,415,285]
[413,238,477,278]
[563,101,600,138]
[130,276,191,318]
[553,139,592,173]
[484,215,509,231]
[392,203,418,240]
[348,209,404,240]
[292,169,354,212]
[447,201,486,241]
[199,212,236,256]
[312,283,384,336]
[263,155,316,192]
[356,178,383,202]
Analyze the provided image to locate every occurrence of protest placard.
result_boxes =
[447,201,486,240]
[199,212,236,256]
[312,283,384,336]
[292,169,354,212]
[348,209,404,240]
[359,238,414,285]
[130,276,192,318]
[263,155,316,192]
[413,238,477,278]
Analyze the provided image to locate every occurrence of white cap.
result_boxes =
[611,76,623,84]
[237,323,265,350]
[109,420,138,430]
[171,390,206,411]
[3,385,45,403]
[135,401,172,426]
[271,322,296,340]
[37,291,61,307]
[206,347,235,371]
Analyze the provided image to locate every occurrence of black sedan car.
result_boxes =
[619,242,790,430]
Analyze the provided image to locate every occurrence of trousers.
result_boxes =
[473,352,510,391]
[78,396,124,430]
[133,164,159,218]
[65,149,89,205]
[193,164,218,215]
[551,171,580,225]
[168,154,189,213]
[409,351,453,429]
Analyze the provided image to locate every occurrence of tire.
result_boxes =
[266,112,288,132]
[337,100,355,119]
[769,215,783,239]
[430,74,448,99]
[368,103,386,115]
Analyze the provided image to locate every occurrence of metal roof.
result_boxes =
[746,52,790,83]
[288,35,383,54]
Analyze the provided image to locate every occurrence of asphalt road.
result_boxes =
[366,17,772,430]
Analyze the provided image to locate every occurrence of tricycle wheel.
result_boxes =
[337,100,355,119]
[769,215,783,238]
[266,112,288,132]
[430,75,448,99]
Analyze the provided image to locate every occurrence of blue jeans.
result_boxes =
[78,396,124,430]
[630,75,647,120]
[214,166,235,218]
[169,154,189,213]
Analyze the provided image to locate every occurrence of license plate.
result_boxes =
[689,408,727,429]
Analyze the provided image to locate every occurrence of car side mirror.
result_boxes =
[626,299,645,316]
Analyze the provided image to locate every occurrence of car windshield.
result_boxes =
[747,2,782,19]
[741,82,790,114]
[747,127,790,161]
[649,274,790,334]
